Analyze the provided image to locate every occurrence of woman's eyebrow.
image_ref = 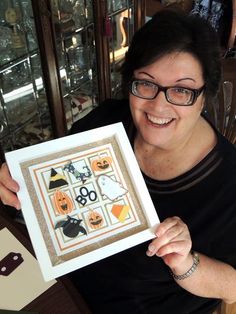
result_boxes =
[136,71,155,78]
[137,72,196,83]
[176,77,196,83]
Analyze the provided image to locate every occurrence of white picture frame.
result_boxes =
[5,122,159,281]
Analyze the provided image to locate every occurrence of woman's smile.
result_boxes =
[146,113,175,127]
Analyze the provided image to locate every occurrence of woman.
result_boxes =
[0,10,236,314]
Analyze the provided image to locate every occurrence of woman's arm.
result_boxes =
[146,216,236,304]
[173,252,236,304]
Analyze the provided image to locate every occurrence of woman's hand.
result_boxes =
[146,216,192,272]
[0,162,21,209]
[147,217,236,302]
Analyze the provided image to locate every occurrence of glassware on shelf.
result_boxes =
[5,5,26,51]
[5,6,20,25]
[10,24,26,49]
[74,46,89,72]
[67,45,90,87]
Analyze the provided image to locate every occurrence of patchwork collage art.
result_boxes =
[20,136,149,266]
[6,123,159,279]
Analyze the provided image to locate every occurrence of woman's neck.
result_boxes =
[134,118,217,181]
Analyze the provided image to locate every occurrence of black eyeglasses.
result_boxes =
[130,79,205,106]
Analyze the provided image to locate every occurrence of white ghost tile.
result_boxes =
[97,175,127,201]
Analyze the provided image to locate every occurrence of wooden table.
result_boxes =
[0,209,92,314]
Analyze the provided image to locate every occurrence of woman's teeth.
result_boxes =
[147,114,173,125]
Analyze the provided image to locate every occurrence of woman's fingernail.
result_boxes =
[146,244,155,257]
[12,184,19,193]
[146,250,154,257]
[148,244,155,252]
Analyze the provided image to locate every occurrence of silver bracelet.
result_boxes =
[170,251,200,280]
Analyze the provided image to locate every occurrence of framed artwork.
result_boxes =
[5,123,159,281]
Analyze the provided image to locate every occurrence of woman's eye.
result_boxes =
[174,88,190,94]
[141,82,151,87]
[141,82,155,89]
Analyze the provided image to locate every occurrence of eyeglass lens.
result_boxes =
[133,80,195,105]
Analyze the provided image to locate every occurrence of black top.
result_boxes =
[69,99,236,314]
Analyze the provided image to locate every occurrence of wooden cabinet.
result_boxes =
[0,0,145,162]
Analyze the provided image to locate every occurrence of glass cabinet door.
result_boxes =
[50,0,98,131]
[0,0,53,157]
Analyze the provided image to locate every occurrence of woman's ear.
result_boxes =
[201,101,205,112]
[200,94,207,112]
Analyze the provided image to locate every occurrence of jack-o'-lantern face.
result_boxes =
[53,190,74,215]
[88,211,103,229]
[91,157,112,171]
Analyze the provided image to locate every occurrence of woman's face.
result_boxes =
[130,52,205,150]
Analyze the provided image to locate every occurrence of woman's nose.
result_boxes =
[151,90,168,109]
